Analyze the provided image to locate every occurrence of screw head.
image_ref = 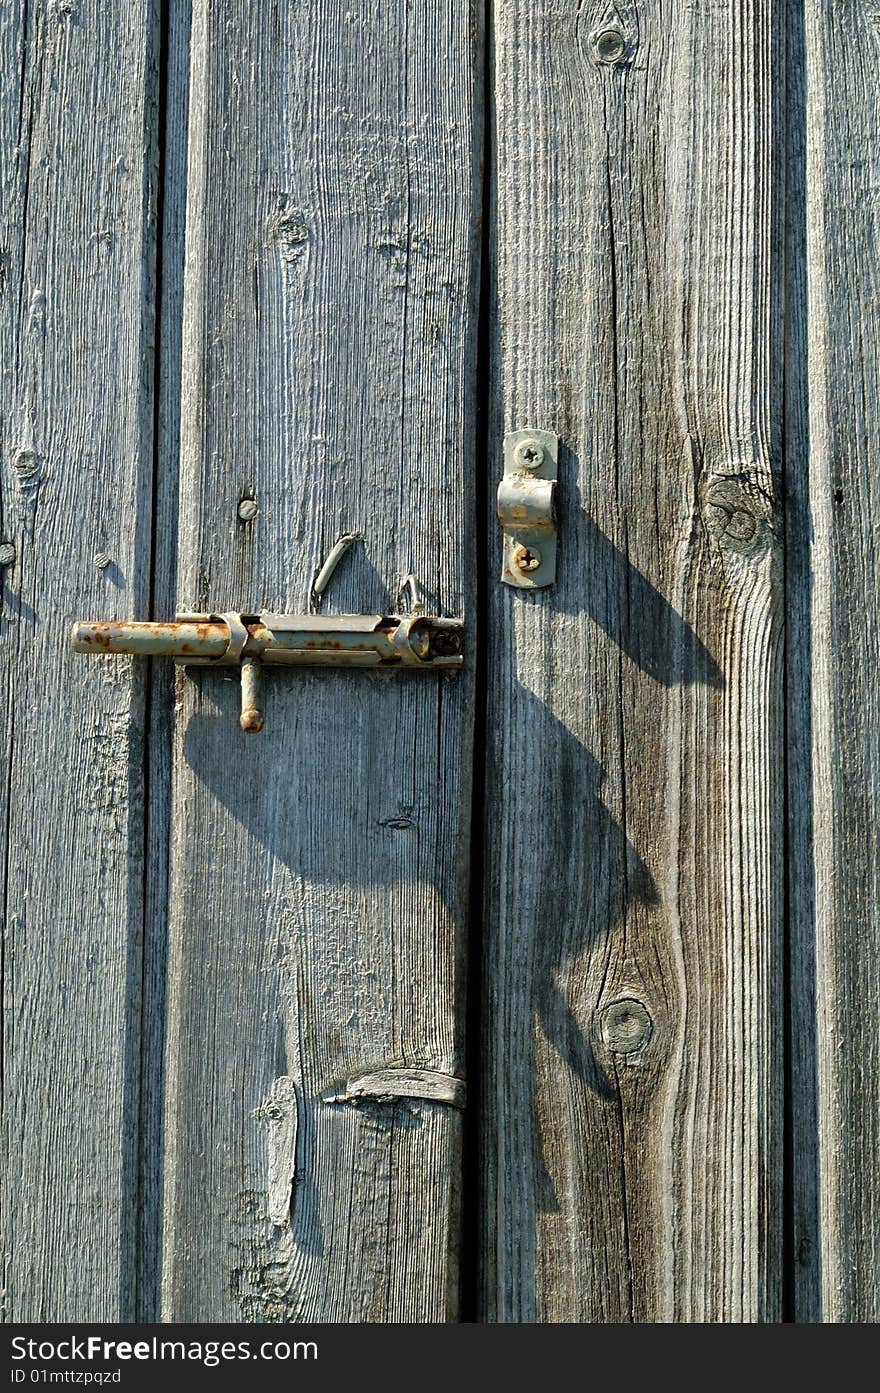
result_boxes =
[594,28,626,63]
[511,543,542,573]
[514,439,545,471]
[238,497,259,522]
[0,542,16,567]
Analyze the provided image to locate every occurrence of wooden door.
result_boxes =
[2,0,878,1325]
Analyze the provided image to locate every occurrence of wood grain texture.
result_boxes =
[483,0,784,1320]
[160,0,482,1321]
[789,0,880,1323]
[0,0,156,1318]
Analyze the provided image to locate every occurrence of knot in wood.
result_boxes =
[600,997,653,1055]
[267,204,310,264]
[594,28,627,64]
[701,471,775,558]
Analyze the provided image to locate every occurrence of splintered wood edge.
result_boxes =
[323,1068,466,1109]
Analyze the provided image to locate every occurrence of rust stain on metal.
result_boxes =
[72,614,465,708]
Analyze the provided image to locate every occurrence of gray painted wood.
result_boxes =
[160,0,482,1320]
[789,0,880,1324]
[484,0,784,1320]
[0,0,156,1318]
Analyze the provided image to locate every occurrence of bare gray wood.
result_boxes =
[484,0,784,1320]
[0,1,156,1318]
[160,0,482,1320]
[789,0,880,1323]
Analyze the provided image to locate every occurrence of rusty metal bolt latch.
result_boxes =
[71,610,464,734]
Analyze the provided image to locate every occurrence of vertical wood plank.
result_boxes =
[484,0,784,1320]
[791,0,880,1323]
[0,0,157,1317]
[160,0,482,1320]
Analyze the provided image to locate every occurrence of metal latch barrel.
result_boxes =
[71,611,464,733]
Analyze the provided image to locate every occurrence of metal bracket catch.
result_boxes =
[497,428,558,588]
[71,611,464,734]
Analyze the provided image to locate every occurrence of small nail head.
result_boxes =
[94,551,112,571]
[595,28,627,63]
[600,998,653,1055]
[511,543,542,573]
[514,439,545,471]
[0,542,16,567]
[238,497,259,522]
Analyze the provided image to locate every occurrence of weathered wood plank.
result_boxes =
[789,0,880,1323]
[484,0,784,1320]
[0,0,157,1318]
[160,0,482,1320]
